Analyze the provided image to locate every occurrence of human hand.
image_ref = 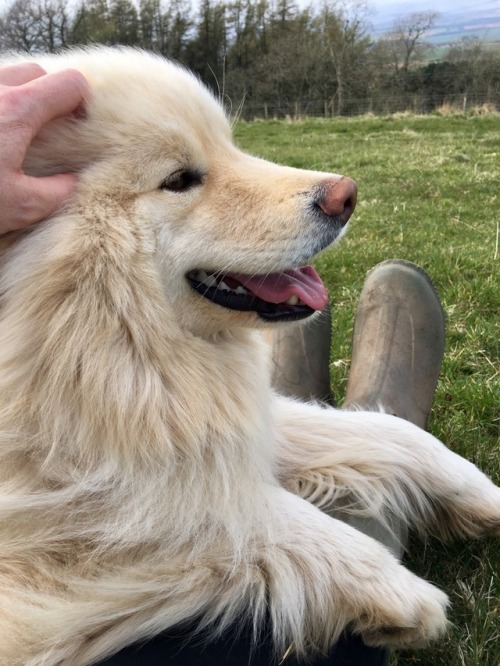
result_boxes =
[0,63,89,234]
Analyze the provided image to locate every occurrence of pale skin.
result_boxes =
[0,63,88,234]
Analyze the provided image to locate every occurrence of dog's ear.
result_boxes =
[0,206,202,472]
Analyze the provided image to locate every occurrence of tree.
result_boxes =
[1,0,498,116]
[166,0,192,60]
[226,0,265,69]
[381,11,438,89]
[273,0,298,31]
[185,0,227,89]
[72,0,115,45]
[222,0,272,110]
[316,0,372,115]
[139,0,168,52]
[40,0,72,51]
[0,0,73,52]
[0,0,42,52]
[108,0,139,45]
[138,0,191,58]
[248,4,319,116]
[445,37,500,103]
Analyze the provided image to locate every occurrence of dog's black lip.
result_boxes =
[187,275,316,322]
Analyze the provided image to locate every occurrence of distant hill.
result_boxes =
[369,0,500,47]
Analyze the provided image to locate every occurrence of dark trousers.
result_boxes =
[98,624,388,665]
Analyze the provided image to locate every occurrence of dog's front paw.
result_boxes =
[442,482,500,539]
[473,504,500,537]
[472,486,500,536]
[356,573,449,649]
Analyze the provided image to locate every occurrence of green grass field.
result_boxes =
[234,114,500,666]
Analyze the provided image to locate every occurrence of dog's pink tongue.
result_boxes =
[230,266,329,310]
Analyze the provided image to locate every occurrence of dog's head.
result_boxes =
[13,46,357,338]
[0,46,358,466]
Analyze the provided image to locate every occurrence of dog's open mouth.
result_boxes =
[187,267,329,322]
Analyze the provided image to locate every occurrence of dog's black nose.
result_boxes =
[315,177,357,226]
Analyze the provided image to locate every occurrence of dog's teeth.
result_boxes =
[285,295,299,306]
[218,281,230,291]
[197,270,209,282]
[202,274,218,288]
[235,286,247,295]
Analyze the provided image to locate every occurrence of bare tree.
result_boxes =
[40,0,72,51]
[383,10,439,79]
[0,0,43,52]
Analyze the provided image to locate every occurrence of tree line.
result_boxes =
[1,0,499,117]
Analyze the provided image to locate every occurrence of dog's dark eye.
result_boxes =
[161,170,202,192]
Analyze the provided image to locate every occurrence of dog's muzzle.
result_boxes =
[187,266,329,322]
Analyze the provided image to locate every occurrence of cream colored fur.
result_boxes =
[0,47,499,665]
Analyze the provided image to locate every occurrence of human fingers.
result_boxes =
[0,67,89,180]
[0,66,89,234]
[20,69,89,136]
[2,172,79,232]
[0,62,47,86]
[3,68,89,142]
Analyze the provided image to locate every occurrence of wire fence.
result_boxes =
[234,93,500,120]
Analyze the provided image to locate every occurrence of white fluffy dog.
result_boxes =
[0,47,499,665]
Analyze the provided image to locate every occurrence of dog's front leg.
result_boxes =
[2,491,447,665]
[250,487,448,654]
[272,395,500,540]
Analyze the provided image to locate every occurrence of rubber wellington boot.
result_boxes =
[343,259,445,430]
[342,259,445,558]
[264,308,335,405]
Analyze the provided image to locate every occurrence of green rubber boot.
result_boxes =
[265,308,334,405]
[342,259,445,558]
[344,259,445,430]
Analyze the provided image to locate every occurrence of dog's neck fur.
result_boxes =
[0,207,275,554]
